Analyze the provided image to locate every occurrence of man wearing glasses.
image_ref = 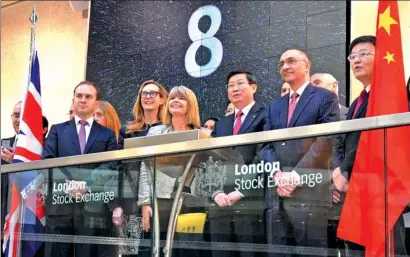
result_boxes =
[1,101,21,164]
[263,49,340,256]
[332,35,408,256]
[210,70,267,257]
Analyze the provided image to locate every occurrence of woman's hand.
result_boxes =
[142,205,152,232]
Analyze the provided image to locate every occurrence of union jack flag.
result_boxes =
[3,50,46,257]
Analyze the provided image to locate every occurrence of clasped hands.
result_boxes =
[274,170,301,198]
[213,191,242,207]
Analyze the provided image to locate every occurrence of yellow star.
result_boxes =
[383,51,395,64]
[378,6,398,35]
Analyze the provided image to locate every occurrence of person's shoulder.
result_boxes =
[309,84,334,97]
[50,120,73,130]
[1,135,15,141]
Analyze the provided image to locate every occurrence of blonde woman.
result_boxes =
[94,100,121,142]
[138,85,207,232]
[122,80,168,138]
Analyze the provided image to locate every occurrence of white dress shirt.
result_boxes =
[233,101,255,128]
[289,81,310,104]
[74,115,94,144]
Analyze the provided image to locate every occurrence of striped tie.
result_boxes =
[287,93,299,126]
[233,110,244,135]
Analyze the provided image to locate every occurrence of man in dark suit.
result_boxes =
[1,101,21,257]
[263,49,340,257]
[42,81,119,257]
[1,101,21,164]
[311,73,349,120]
[209,71,267,257]
[332,35,408,257]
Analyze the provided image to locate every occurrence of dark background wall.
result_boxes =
[86,0,347,124]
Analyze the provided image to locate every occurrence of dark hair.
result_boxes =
[349,35,376,53]
[205,117,219,123]
[226,71,257,85]
[42,116,48,129]
[73,81,101,100]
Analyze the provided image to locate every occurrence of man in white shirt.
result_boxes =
[42,81,119,257]
[210,71,267,257]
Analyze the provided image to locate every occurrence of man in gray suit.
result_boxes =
[311,73,348,120]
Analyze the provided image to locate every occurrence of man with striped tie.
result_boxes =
[263,49,340,257]
[209,71,267,257]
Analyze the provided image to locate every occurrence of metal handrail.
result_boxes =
[2,112,410,174]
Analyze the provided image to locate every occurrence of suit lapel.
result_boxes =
[84,121,101,154]
[238,103,260,134]
[224,114,234,136]
[67,120,81,154]
[280,96,289,129]
[354,93,369,118]
[288,84,314,127]
[346,99,357,120]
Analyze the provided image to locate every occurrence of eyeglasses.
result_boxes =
[278,58,306,69]
[347,50,374,62]
[11,113,20,119]
[226,80,249,90]
[141,91,160,98]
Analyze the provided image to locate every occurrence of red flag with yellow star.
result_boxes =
[337,1,410,256]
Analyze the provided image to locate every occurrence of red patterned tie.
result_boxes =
[233,110,244,135]
[287,93,299,126]
[352,89,367,118]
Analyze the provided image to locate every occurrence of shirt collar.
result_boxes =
[289,81,310,98]
[234,101,255,117]
[74,115,94,126]
[365,84,371,93]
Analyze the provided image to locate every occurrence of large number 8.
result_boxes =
[185,5,223,78]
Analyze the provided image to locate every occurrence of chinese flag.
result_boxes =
[337,1,410,257]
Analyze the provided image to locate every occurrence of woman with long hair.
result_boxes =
[138,85,207,235]
[123,80,168,138]
[110,80,167,257]
[94,100,121,142]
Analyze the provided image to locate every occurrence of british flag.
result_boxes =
[3,50,46,257]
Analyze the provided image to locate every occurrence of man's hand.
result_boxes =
[227,191,242,206]
[214,193,231,207]
[112,207,123,226]
[332,167,349,193]
[141,205,152,232]
[332,190,341,203]
[1,147,14,163]
[277,185,296,198]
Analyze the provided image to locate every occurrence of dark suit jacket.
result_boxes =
[42,119,119,216]
[209,102,266,216]
[340,105,349,120]
[211,102,266,165]
[263,84,340,208]
[1,136,15,227]
[332,92,369,178]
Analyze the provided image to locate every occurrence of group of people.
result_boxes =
[1,35,410,257]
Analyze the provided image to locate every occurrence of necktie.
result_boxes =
[352,89,367,118]
[233,110,244,135]
[287,93,299,126]
[78,120,88,154]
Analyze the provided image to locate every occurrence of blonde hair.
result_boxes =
[97,101,121,142]
[126,80,168,134]
[163,86,201,129]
